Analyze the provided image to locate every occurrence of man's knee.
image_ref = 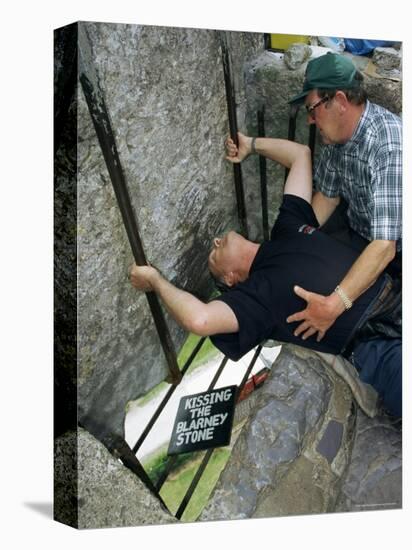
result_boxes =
[352,338,402,417]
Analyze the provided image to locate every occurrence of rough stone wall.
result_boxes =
[54,428,177,528]
[199,345,402,521]
[240,48,402,241]
[73,22,263,438]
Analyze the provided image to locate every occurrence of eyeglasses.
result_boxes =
[305,95,329,117]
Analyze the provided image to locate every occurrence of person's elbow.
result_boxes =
[189,314,215,337]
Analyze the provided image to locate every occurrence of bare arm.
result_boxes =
[287,239,396,341]
[226,132,313,203]
[311,191,340,226]
[129,265,239,337]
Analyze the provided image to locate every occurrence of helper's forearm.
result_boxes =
[332,240,396,307]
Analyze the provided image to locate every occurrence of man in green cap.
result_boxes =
[226,52,402,343]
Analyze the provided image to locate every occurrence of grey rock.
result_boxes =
[199,345,354,520]
[372,47,402,74]
[284,43,312,70]
[241,49,402,241]
[336,410,402,512]
[55,22,263,439]
[54,428,176,529]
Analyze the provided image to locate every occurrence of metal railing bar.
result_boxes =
[172,345,264,519]
[78,24,182,385]
[132,336,207,454]
[309,123,317,160]
[154,353,230,492]
[175,448,214,520]
[218,30,248,239]
[284,103,300,184]
[237,345,263,398]
[257,108,269,240]
[207,355,230,390]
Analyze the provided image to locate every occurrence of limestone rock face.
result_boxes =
[55,22,263,439]
[336,411,402,512]
[200,345,355,520]
[199,345,402,521]
[54,428,176,529]
[242,49,402,241]
[284,43,312,70]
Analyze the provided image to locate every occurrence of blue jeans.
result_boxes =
[352,338,402,417]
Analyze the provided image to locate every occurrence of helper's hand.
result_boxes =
[286,286,345,342]
[225,132,252,163]
[129,264,159,292]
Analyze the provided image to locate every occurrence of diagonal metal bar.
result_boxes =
[237,345,263,399]
[132,337,207,454]
[173,346,264,519]
[257,108,269,240]
[154,353,230,492]
[284,103,300,184]
[218,31,248,238]
[78,24,181,385]
[309,123,317,160]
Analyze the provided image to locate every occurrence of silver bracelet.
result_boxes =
[334,285,353,310]
[251,137,257,155]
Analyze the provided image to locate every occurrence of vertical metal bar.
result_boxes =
[309,123,317,160]
[257,108,269,240]
[218,31,249,238]
[173,347,263,519]
[132,337,207,454]
[104,432,169,510]
[237,345,263,399]
[78,24,181,385]
[175,448,213,520]
[284,103,300,184]
[154,354,230,492]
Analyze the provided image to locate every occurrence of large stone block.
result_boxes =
[199,345,355,520]
[54,428,176,529]
[54,22,263,441]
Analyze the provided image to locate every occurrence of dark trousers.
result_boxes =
[321,202,402,417]
[352,338,402,417]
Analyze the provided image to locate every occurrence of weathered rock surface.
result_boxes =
[54,428,176,529]
[284,43,312,70]
[242,49,402,240]
[336,410,402,512]
[199,345,402,521]
[200,345,355,520]
[373,47,402,75]
[55,22,263,439]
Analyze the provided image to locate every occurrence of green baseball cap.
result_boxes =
[289,52,358,104]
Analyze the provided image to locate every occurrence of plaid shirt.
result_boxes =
[314,100,402,250]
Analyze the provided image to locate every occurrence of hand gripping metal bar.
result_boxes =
[218,31,249,239]
[78,25,181,385]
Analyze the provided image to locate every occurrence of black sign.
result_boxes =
[167,385,237,455]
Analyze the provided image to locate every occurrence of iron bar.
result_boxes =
[284,103,300,184]
[175,448,213,520]
[104,432,169,510]
[257,108,270,240]
[132,336,207,454]
[237,345,263,399]
[173,346,264,519]
[78,25,181,385]
[218,31,248,238]
[154,353,230,492]
[309,123,317,160]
